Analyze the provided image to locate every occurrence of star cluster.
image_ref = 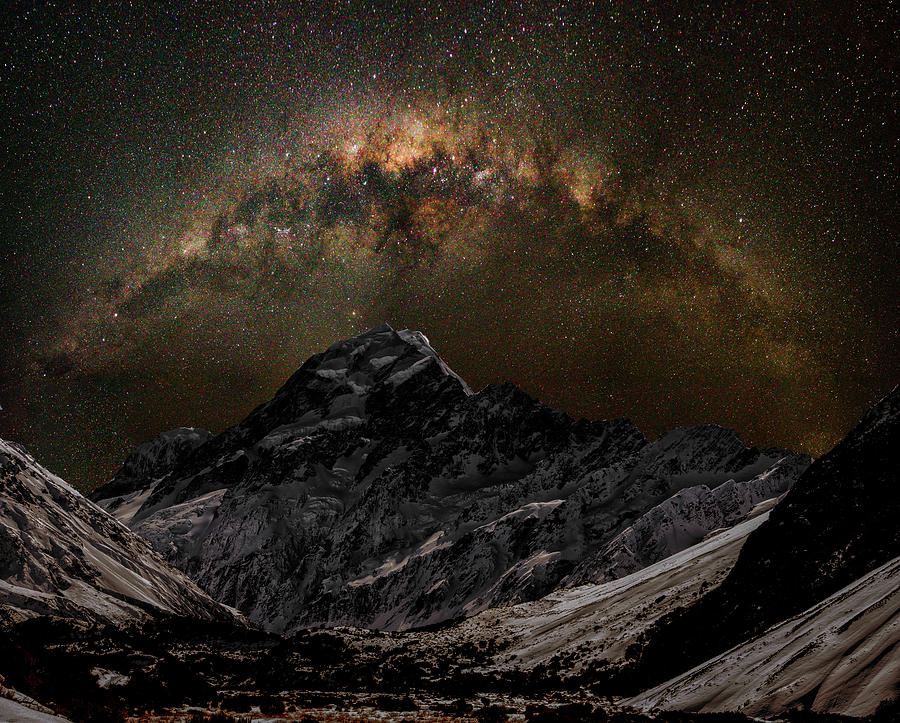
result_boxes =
[1,1,896,489]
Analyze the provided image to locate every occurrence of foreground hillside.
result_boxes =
[629,556,900,716]
[618,385,900,715]
[0,438,232,626]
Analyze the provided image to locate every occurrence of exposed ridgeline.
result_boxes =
[93,324,810,633]
[623,385,900,695]
[0,437,233,626]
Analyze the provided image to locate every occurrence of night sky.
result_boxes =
[1,1,897,491]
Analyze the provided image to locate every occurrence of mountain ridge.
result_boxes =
[619,383,900,699]
[92,324,810,633]
[0,437,234,626]
[1,325,895,719]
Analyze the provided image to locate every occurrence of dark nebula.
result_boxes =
[1,1,896,490]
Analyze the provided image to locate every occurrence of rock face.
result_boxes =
[97,427,213,501]
[0,438,232,625]
[564,447,809,586]
[627,384,900,696]
[437,510,776,681]
[628,555,900,718]
[93,324,809,633]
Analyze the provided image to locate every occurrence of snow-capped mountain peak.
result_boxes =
[92,326,811,634]
[314,322,473,395]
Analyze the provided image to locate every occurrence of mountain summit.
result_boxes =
[93,325,809,633]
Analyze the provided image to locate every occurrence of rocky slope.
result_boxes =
[93,324,809,633]
[628,554,900,717]
[0,437,232,626]
[623,384,900,701]
[563,450,807,586]
[93,427,212,503]
[429,508,776,683]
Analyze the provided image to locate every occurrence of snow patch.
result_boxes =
[91,668,131,689]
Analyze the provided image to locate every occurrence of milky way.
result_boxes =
[1,2,896,489]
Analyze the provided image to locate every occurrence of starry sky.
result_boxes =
[1,1,897,491]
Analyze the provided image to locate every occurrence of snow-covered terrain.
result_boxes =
[93,324,809,633]
[0,697,70,723]
[96,426,213,506]
[628,555,900,717]
[431,510,771,676]
[0,675,71,723]
[1,329,895,720]
[619,384,900,707]
[0,437,232,624]
[562,455,805,586]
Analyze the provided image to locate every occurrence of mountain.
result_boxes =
[92,324,808,633]
[0,437,231,626]
[562,448,808,586]
[4,326,894,720]
[425,508,776,685]
[92,426,212,503]
[621,384,900,711]
[628,555,900,717]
